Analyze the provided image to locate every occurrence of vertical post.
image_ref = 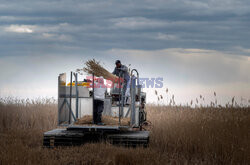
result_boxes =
[118,72,121,125]
[75,73,79,119]
[121,74,124,119]
[137,74,142,130]
[130,69,140,127]
[92,73,95,124]
[137,74,141,106]
[57,75,60,126]
[130,76,136,126]
[69,71,73,124]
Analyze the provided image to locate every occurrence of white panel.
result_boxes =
[79,98,93,118]
[58,98,69,124]
[111,107,129,118]
[103,98,112,115]
[123,107,130,118]
[65,86,90,97]
[135,102,140,127]
[134,107,139,127]
[70,98,77,123]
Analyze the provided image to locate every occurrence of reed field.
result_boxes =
[0,97,249,165]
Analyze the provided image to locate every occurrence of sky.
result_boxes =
[0,0,250,106]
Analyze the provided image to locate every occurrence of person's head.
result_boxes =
[115,60,121,68]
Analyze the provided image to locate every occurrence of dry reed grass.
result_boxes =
[83,59,118,81]
[75,115,130,126]
[0,97,249,164]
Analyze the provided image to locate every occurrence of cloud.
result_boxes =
[0,0,250,52]
[40,33,73,42]
[106,47,250,104]
[111,17,167,29]
[108,48,250,85]
[156,33,178,40]
[4,24,35,33]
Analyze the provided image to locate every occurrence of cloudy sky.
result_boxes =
[0,0,250,105]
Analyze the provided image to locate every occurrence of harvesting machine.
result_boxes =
[43,69,149,147]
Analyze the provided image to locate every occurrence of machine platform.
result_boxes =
[43,125,149,147]
[44,70,149,148]
[67,125,130,132]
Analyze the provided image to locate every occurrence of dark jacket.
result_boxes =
[112,64,130,82]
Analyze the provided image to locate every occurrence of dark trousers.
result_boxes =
[93,100,104,124]
[121,80,128,105]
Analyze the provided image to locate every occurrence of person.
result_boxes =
[93,76,106,125]
[112,60,130,104]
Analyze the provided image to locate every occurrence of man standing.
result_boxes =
[93,76,106,125]
[112,60,130,104]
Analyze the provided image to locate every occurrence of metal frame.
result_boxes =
[74,73,79,119]
[131,69,140,104]
[58,72,80,125]
[58,98,77,122]
[58,68,143,128]
[130,75,136,126]
[118,72,121,125]
[130,69,141,128]
[69,72,72,123]
[45,71,150,148]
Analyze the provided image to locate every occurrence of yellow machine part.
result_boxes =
[60,82,66,86]
[67,82,90,87]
